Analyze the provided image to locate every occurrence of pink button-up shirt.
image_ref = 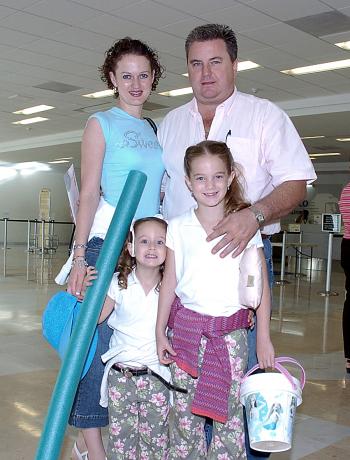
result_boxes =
[158,89,316,235]
[339,182,350,239]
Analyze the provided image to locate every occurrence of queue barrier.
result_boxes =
[1,218,75,277]
[273,231,318,284]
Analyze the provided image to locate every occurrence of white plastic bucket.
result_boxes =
[240,357,305,452]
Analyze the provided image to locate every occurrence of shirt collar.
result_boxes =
[129,268,160,294]
[182,207,201,226]
[189,87,238,117]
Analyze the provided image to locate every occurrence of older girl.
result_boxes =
[156,141,274,459]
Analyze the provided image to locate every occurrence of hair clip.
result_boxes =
[130,224,136,257]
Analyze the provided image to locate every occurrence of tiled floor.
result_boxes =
[1,246,349,459]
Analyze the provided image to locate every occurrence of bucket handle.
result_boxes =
[242,356,306,390]
[275,357,306,389]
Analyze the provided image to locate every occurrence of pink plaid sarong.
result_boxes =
[168,297,249,423]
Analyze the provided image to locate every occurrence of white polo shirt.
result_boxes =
[158,88,316,234]
[99,270,170,408]
[167,208,263,318]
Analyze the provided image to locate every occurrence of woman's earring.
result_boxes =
[113,86,118,95]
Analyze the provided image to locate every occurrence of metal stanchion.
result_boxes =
[322,296,330,353]
[49,219,53,237]
[319,233,338,296]
[3,245,6,277]
[48,219,53,250]
[293,274,302,301]
[26,250,30,281]
[3,217,8,250]
[2,218,8,277]
[26,219,32,280]
[275,231,290,285]
[39,220,45,284]
[277,285,284,332]
[41,220,45,254]
[27,220,31,252]
[33,219,38,251]
[40,253,44,285]
[295,231,305,278]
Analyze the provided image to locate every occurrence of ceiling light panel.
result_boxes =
[159,87,193,97]
[237,61,261,71]
[48,160,70,164]
[282,59,350,75]
[82,90,114,98]
[12,117,49,125]
[308,152,341,157]
[13,105,54,115]
[335,41,350,50]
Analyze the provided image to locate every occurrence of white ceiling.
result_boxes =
[1,0,350,172]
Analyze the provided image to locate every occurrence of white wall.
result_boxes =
[0,165,77,245]
[280,170,348,261]
[284,169,348,224]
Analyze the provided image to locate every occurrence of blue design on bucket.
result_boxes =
[262,402,283,430]
[246,393,268,423]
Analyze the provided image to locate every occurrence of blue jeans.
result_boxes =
[205,239,273,458]
[263,237,274,290]
[69,237,113,428]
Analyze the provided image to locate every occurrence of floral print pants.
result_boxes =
[107,367,170,460]
[169,329,248,460]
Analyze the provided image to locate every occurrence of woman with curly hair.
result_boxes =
[66,38,165,460]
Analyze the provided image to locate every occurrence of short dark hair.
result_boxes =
[185,24,238,62]
[99,37,164,98]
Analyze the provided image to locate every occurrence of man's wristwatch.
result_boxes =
[249,205,265,227]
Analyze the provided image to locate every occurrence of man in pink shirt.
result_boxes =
[158,24,316,458]
[159,24,316,254]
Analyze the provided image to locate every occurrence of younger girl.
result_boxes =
[156,140,275,459]
[87,217,171,460]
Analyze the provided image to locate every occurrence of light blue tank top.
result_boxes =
[90,107,164,219]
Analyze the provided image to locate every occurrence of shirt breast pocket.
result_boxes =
[226,136,268,203]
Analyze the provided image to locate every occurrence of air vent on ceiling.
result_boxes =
[318,145,340,151]
[74,102,111,114]
[34,81,82,93]
[75,101,169,114]
[286,11,350,37]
